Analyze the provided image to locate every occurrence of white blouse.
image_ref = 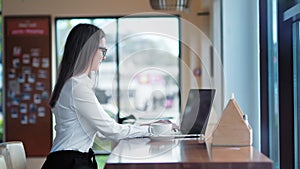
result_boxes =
[50,74,150,153]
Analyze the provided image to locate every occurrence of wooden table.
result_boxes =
[104,138,273,169]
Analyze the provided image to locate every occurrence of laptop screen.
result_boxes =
[180,89,216,134]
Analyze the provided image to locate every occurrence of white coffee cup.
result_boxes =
[149,123,172,135]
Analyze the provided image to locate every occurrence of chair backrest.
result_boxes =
[0,141,26,169]
[0,154,8,169]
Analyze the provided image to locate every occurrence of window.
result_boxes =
[118,17,180,123]
[261,0,299,168]
[293,18,300,169]
[55,16,180,152]
[0,0,3,142]
[56,18,118,123]
[267,0,280,168]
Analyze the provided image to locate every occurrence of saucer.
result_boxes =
[149,134,176,141]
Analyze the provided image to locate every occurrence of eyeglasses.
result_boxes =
[98,46,107,57]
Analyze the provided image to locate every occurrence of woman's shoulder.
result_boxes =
[64,74,94,98]
[66,74,93,88]
[71,74,92,82]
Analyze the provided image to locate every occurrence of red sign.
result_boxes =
[4,16,52,156]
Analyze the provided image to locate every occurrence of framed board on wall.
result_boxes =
[4,16,52,156]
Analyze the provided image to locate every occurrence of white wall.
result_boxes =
[223,0,260,149]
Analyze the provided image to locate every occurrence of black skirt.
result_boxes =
[41,148,98,169]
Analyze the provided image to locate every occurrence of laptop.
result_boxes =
[176,89,216,137]
[148,89,216,139]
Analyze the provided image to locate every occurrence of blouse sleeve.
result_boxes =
[71,82,150,141]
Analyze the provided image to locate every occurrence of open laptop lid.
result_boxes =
[180,89,216,135]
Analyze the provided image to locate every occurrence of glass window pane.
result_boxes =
[267,0,280,168]
[293,20,300,169]
[93,19,118,119]
[56,18,117,109]
[118,17,180,124]
[0,16,2,142]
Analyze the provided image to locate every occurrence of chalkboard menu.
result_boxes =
[4,16,52,156]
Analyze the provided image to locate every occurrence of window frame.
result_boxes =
[260,0,299,169]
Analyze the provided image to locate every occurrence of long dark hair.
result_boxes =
[49,23,105,108]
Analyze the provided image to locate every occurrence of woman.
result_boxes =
[41,24,152,169]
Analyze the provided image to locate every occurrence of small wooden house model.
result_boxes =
[212,98,252,146]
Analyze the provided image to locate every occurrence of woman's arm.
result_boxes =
[72,83,150,141]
